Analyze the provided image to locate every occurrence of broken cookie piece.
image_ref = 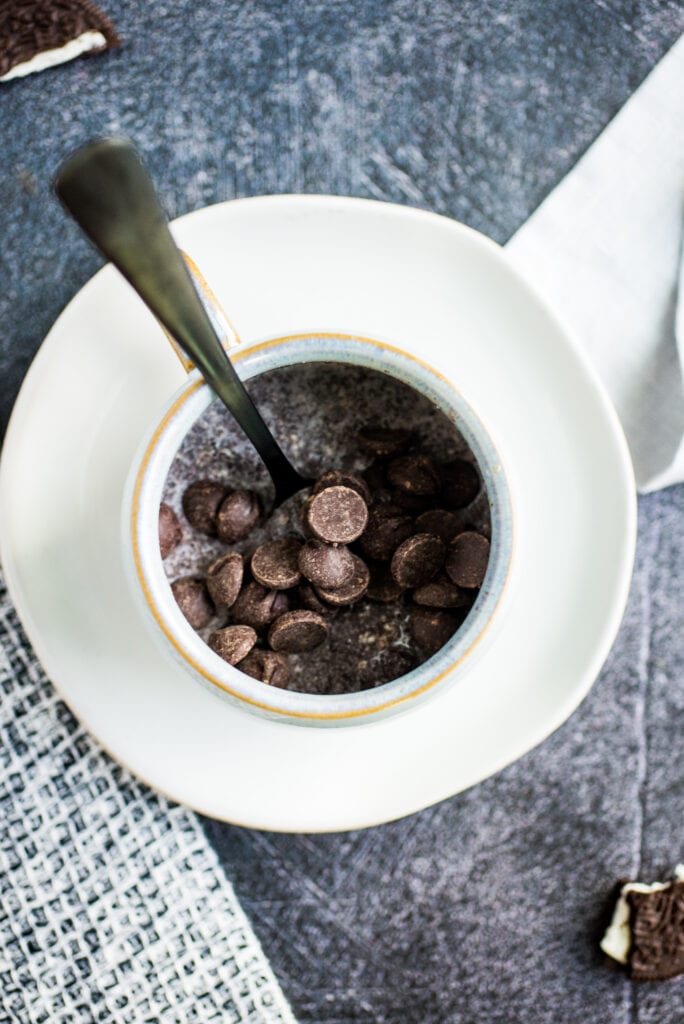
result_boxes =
[1,0,120,83]
[601,864,684,980]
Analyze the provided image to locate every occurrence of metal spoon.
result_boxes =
[54,136,309,506]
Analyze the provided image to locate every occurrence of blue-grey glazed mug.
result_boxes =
[122,260,514,727]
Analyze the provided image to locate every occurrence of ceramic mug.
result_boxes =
[122,258,514,727]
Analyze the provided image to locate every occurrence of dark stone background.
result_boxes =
[1,2,683,1021]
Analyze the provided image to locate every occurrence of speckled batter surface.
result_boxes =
[162,362,490,694]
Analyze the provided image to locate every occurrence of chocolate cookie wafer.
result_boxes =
[601,864,684,980]
[1,0,119,83]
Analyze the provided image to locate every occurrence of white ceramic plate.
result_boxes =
[0,196,636,832]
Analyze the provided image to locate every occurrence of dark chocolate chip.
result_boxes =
[446,531,490,588]
[208,624,257,665]
[314,554,370,606]
[357,426,415,458]
[390,533,446,588]
[440,459,481,509]
[368,501,404,518]
[297,583,336,616]
[366,562,404,603]
[205,552,244,608]
[216,490,261,543]
[298,540,355,588]
[358,648,417,688]
[238,649,291,688]
[304,486,368,545]
[362,460,388,494]
[182,479,226,536]
[415,508,464,544]
[390,488,433,513]
[627,881,684,981]
[312,470,371,504]
[299,495,315,535]
[358,505,413,561]
[409,607,460,655]
[386,454,440,497]
[268,610,328,653]
[251,538,302,589]
[171,577,215,629]
[159,503,182,559]
[412,576,472,609]
[232,583,290,630]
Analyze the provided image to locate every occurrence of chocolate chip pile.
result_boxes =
[160,426,490,693]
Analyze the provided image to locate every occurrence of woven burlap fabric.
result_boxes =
[0,571,296,1024]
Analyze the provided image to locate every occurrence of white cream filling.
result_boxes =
[601,864,684,964]
[1,31,107,82]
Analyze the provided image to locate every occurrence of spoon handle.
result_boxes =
[54,137,306,503]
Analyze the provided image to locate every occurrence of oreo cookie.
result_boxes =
[601,864,684,980]
[1,0,120,82]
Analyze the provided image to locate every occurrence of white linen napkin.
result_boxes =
[507,34,684,493]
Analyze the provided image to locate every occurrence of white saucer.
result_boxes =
[0,196,636,832]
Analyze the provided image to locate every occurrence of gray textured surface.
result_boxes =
[1,0,682,435]
[205,493,684,1023]
[1,1,684,1021]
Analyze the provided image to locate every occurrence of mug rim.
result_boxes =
[127,331,515,722]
